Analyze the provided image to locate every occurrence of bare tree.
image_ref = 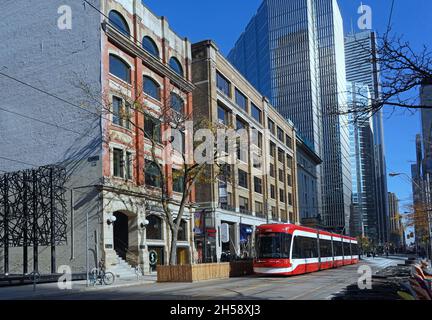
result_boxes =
[77,79,230,265]
[336,31,432,121]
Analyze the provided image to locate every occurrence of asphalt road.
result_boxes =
[22,256,401,300]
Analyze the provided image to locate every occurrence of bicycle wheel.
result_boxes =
[103,272,115,285]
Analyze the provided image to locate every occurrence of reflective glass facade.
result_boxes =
[228,0,352,232]
[347,83,377,239]
[345,31,389,244]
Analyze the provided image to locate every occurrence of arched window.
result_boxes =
[170,92,184,113]
[175,219,187,241]
[147,215,162,240]
[143,76,160,101]
[169,57,184,77]
[142,36,159,58]
[109,54,131,83]
[108,10,130,37]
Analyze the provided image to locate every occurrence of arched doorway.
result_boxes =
[113,211,129,259]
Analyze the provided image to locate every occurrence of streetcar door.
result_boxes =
[317,232,321,271]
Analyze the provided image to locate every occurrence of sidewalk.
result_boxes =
[0,274,157,300]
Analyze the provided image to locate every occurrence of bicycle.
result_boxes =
[89,260,115,286]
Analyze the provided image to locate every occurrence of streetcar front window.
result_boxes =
[256,233,291,259]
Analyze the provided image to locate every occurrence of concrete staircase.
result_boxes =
[107,254,139,280]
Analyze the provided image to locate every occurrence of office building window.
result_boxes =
[126,152,133,180]
[277,127,284,142]
[239,196,249,212]
[112,96,131,129]
[287,155,293,169]
[173,169,184,193]
[280,189,285,203]
[271,206,277,220]
[235,88,247,110]
[270,184,276,199]
[144,115,161,143]
[251,103,262,123]
[238,169,248,189]
[255,202,263,216]
[278,148,285,163]
[270,163,275,178]
[254,177,262,194]
[287,174,292,187]
[143,76,160,101]
[270,142,276,158]
[285,134,293,149]
[216,72,231,97]
[279,169,285,183]
[109,54,131,84]
[268,118,275,134]
[218,103,230,125]
[171,92,184,113]
[145,160,161,188]
[113,148,124,178]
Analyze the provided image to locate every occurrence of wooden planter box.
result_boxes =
[157,261,254,282]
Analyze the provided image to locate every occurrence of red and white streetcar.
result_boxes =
[254,224,359,276]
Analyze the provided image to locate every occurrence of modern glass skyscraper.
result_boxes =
[347,82,377,238]
[228,0,352,233]
[345,30,389,244]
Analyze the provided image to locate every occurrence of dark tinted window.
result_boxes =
[109,54,131,83]
[256,233,292,259]
[319,239,333,257]
[235,89,247,110]
[144,115,161,143]
[352,243,359,255]
[143,76,160,100]
[147,215,162,239]
[254,177,262,194]
[169,57,183,76]
[251,103,262,123]
[108,10,130,36]
[172,169,184,193]
[145,160,161,188]
[292,236,318,259]
[216,72,231,96]
[238,169,248,188]
[142,36,159,57]
[343,242,351,256]
[171,92,184,113]
[333,240,343,256]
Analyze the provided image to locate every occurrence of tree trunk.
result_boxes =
[170,228,178,266]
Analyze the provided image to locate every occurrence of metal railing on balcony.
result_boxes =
[219,203,236,212]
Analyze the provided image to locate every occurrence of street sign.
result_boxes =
[221,223,229,243]
[149,250,158,266]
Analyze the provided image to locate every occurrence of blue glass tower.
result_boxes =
[229,0,352,233]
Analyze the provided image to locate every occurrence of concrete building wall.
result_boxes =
[0,0,103,274]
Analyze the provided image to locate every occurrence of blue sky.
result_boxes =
[143,0,430,219]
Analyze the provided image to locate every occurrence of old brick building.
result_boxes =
[0,0,195,277]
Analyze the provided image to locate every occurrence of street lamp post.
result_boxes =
[389,172,432,261]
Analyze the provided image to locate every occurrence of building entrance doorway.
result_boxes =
[113,211,129,260]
